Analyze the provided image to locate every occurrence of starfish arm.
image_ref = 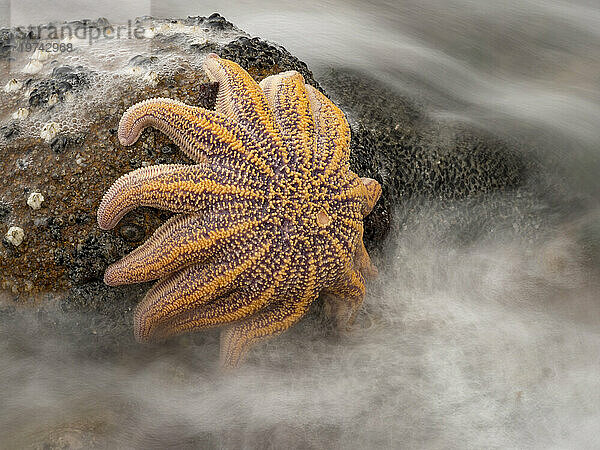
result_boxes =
[259,71,316,168]
[360,177,382,217]
[220,294,317,368]
[134,238,272,341]
[97,164,264,230]
[150,256,293,339]
[304,84,351,174]
[342,219,378,281]
[104,212,265,286]
[355,239,378,281]
[202,54,288,166]
[323,270,366,330]
[118,97,276,177]
[149,290,270,340]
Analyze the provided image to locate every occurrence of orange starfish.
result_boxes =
[97,54,381,367]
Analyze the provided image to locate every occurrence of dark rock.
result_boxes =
[184,13,235,31]
[350,120,525,204]
[0,28,13,59]
[15,158,29,170]
[190,41,220,53]
[318,68,552,249]
[129,158,143,169]
[2,235,22,256]
[206,12,235,30]
[50,134,69,153]
[75,212,92,225]
[28,65,90,107]
[128,54,158,67]
[0,201,11,222]
[45,216,64,240]
[56,232,130,285]
[1,122,20,140]
[119,223,145,242]
[218,36,321,89]
[159,144,177,154]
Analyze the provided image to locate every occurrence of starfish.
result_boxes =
[97,54,381,368]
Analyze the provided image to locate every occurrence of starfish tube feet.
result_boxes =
[134,238,272,342]
[103,213,264,285]
[220,295,316,368]
[360,177,382,216]
[97,164,264,230]
[118,97,276,176]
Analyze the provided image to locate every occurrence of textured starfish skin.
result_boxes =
[98,54,381,368]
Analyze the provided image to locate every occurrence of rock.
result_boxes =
[55,231,130,284]
[0,15,563,338]
[40,122,60,142]
[185,12,235,31]
[218,36,321,89]
[49,134,70,153]
[27,192,44,210]
[5,226,24,246]
[318,68,563,250]
[0,122,19,139]
[118,223,145,243]
[159,144,177,154]
[28,65,90,107]
[0,29,13,60]
[0,201,11,222]
[128,55,159,68]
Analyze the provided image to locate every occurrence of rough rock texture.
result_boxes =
[318,69,567,252]
[219,36,321,89]
[28,65,90,107]
[0,15,560,341]
[0,71,218,296]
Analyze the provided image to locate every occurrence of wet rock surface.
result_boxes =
[0,15,577,346]
[219,36,321,89]
[319,68,574,252]
[0,59,219,295]
[28,65,90,107]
